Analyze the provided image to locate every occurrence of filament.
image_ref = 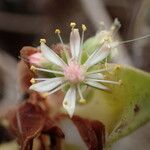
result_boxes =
[30,66,63,75]
[55,29,70,61]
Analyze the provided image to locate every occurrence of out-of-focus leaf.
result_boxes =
[10,102,46,150]
[72,116,105,150]
[74,64,150,148]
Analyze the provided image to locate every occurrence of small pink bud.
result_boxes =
[28,52,47,66]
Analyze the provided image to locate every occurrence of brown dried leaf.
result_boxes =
[72,116,105,150]
[18,61,35,92]
[10,102,46,150]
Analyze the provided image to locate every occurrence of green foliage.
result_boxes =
[75,64,150,147]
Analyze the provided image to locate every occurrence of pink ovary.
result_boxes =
[63,60,85,83]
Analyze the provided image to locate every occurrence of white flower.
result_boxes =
[29,24,120,117]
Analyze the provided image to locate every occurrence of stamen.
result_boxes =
[55,28,70,61]
[70,22,76,29]
[77,85,86,104]
[30,66,63,75]
[55,29,61,34]
[30,65,36,72]
[30,78,35,84]
[30,78,52,84]
[40,38,46,44]
[79,98,86,104]
[78,24,87,63]
[81,24,87,45]
[82,24,87,31]
[55,29,63,44]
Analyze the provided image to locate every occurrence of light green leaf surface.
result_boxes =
[74,64,150,147]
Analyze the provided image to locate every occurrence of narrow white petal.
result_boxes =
[41,43,66,67]
[86,73,104,79]
[29,77,65,92]
[34,78,50,81]
[58,119,88,150]
[86,78,120,85]
[77,84,83,99]
[84,43,111,69]
[63,86,76,117]
[86,68,112,75]
[70,29,81,59]
[84,81,109,91]
[34,67,64,75]
[48,82,68,95]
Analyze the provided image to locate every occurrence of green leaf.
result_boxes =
[74,64,150,147]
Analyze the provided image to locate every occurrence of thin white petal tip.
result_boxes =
[63,101,74,118]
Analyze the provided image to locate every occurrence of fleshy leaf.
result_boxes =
[74,64,150,148]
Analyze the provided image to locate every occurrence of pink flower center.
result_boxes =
[63,60,85,84]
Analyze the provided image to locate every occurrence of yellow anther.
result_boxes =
[30,65,36,72]
[30,78,35,84]
[40,39,46,44]
[79,99,86,104]
[55,29,61,34]
[82,24,87,31]
[70,22,76,28]
[114,65,121,71]
[42,92,49,98]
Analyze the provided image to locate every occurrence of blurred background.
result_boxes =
[0,0,149,149]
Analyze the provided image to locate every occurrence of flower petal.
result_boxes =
[41,43,66,67]
[84,43,111,69]
[63,86,76,117]
[86,73,104,79]
[58,118,88,150]
[70,29,81,59]
[29,77,65,92]
[86,78,120,85]
[84,81,109,91]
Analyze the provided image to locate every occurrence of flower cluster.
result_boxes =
[29,22,120,117]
